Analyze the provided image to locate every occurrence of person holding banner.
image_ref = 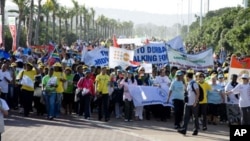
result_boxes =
[154,68,171,121]
[135,66,149,120]
[120,70,137,122]
[167,70,185,129]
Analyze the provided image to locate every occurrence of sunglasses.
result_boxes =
[140,70,145,71]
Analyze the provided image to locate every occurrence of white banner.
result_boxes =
[140,63,152,73]
[82,48,109,67]
[128,85,173,107]
[109,46,134,69]
[167,47,214,71]
[117,38,144,46]
[134,43,168,66]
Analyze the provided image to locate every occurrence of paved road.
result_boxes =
[3,111,229,141]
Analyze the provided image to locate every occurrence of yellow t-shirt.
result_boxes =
[17,70,37,91]
[95,74,110,94]
[53,72,66,93]
[199,82,212,104]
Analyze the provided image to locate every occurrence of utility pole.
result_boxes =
[244,0,248,8]
[200,0,203,27]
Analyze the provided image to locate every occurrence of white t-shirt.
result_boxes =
[154,75,171,92]
[186,80,199,106]
[0,70,12,93]
[225,82,239,104]
[0,98,9,117]
[62,58,75,67]
[230,83,250,107]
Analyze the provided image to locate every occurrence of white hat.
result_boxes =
[15,59,23,63]
[241,74,249,79]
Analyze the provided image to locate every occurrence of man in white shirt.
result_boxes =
[226,73,250,125]
[224,74,240,125]
[178,72,200,135]
[61,53,75,67]
[0,64,12,107]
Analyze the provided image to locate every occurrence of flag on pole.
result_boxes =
[112,35,119,48]
[228,55,250,82]
[166,36,186,53]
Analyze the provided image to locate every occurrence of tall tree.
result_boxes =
[10,0,28,47]
[34,0,42,45]
[72,0,79,37]
[26,0,34,46]
[0,0,6,46]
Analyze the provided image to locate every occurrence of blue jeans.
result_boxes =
[44,92,56,117]
[54,93,62,117]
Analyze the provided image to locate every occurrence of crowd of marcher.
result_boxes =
[0,41,249,138]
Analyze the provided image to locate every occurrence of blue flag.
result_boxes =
[166,36,186,53]
[0,50,10,59]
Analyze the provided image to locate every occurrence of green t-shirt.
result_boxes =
[64,74,74,93]
[42,75,58,93]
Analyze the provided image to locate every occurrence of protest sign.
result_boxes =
[109,46,134,69]
[134,43,168,66]
[83,48,109,67]
[140,63,153,73]
[167,47,214,71]
[128,85,173,107]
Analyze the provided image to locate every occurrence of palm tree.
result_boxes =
[34,0,42,45]
[68,8,75,34]
[0,0,6,46]
[10,0,28,47]
[61,7,70,45]
[71,0,79,37]
[41,3,50,43]
[56,6,64,44]
[79,5,86,40]
[51,0,59,41]
[26,0,34,47]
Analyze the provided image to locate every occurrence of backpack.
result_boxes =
[191,81,204,102]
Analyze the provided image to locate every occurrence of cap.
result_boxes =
[27,63,33,67]
[53,62,62,67]
[241,74,249,79]
[65,67,72,71]
[11,62,17,67]
[82,65,88,69]
[218,74,224,79]
[175,70,183,76]
[84,69,91,74]
[127,70,134,74]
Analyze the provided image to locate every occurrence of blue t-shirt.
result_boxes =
[207,84,222,104]
[169,80,185,100]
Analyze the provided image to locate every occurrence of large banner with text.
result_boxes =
[83,48,109,67]
[109,46,134,69]
[167,47,214,71]
[128,85,173,107]
[134,43,168,66]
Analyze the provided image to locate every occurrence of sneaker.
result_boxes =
[192,130,198,136]
[129,119,133,122]
[124,119,129,122]
[177,128,186,135]
[202,127,207,131]
[174,125,180,129]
